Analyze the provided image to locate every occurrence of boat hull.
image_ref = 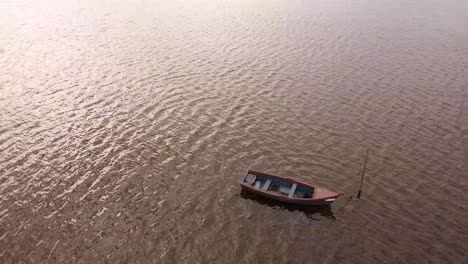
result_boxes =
[241,184,338,206]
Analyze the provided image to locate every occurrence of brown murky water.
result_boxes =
[1,0,468,263]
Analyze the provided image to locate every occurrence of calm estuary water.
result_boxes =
[1,0,468,263]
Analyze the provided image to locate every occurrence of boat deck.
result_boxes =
[241,170,341,205]
[312,187,338,199]
[243,172,314,198]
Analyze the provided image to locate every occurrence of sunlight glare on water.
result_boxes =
[0,0,467,263]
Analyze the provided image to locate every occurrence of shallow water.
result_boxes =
[1,0,467,263]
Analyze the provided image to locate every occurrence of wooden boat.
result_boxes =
[240,170,341,205]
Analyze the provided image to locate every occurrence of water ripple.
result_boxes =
[1,0,468,263]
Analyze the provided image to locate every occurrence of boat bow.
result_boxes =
[312,187,340,200]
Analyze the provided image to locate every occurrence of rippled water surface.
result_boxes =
[1,0,468,263]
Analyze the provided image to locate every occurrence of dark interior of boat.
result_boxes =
[243,173,313,198]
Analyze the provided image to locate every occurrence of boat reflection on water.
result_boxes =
[240,189,336,221]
